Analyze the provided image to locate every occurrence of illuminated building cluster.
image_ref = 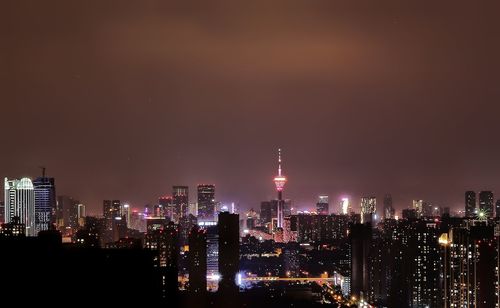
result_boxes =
[1,152,500,307]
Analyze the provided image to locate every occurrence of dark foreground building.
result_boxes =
[0,231,163,304]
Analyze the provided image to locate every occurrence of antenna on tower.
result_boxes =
[39,166,46,178]
[278,148,282,176]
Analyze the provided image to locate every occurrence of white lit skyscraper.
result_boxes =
[360,197,376,224]
[4,177,36,236]
[340,197,351,215]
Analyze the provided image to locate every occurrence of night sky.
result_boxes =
[2,1,500,215]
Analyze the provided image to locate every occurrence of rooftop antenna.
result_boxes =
[278,148,282,176]
[39,166,46,178]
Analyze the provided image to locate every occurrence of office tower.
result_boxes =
[144,219,178,298]
[350,223,372,301]
[179,214,197,246]
[103,200,121,243]
[260,201,276,225]
[4,178,36,236]
[188,225,207,294]
[340,197,351,215]
[173,186,189,222]
[103,199,120,220]
[33,176,56,233]
[316,195,329,215]
[245,208,258,230]
[413,200,424,218]
[496,199,500,218]
[159,196,173,220]
[273,149,287,228]
[360,197,376,224]
[465,191,476,218]
[478,191,494,218]
[77,204,86,227]
[57,196,80,230]
[206,225,219,292]
[197,184,216,222]
[157,196,174,220]
[218,212,239,294]
[383,194,395,219]
[120,203,130,228]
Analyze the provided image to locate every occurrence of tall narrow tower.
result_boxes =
[273,149,287,228]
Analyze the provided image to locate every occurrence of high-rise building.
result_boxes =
[197,184,216,222]
[350,223,372,301]
[173,186,189,222]
[218,212,239,294]
[360,197,376,224]
[103,200,121,243]
[382,194,395,220]
[273,149,287,228]
[413,200,424,218]
[496,199,500,218]
[77,203,86,227]
[316,195,329,215]
[33,176,56,233]
[57,195,79,229]
[478,191,494,218]
[445,225,497,307]
[340,197,351,215]
[4,178,36,236]
[144,219,178,298]
[120,203,130,228]
[465,191,476,218]
[245,208,258,230]
[260,201,276,225]
[179,214,198,246]
[158,196,173,220]
[206,225,219,292]
[103,200,121,220]
[410,221,441,307]
[188,225,207,294]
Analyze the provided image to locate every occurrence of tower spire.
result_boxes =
[273,148,287,193]
[278,148,282,176]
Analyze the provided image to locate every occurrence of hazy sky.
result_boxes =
[2,0,500,215]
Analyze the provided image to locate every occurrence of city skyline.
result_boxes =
[3,166,500,216]
[2,1,500,306]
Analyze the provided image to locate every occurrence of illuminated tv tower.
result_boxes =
[273,148,287,228]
